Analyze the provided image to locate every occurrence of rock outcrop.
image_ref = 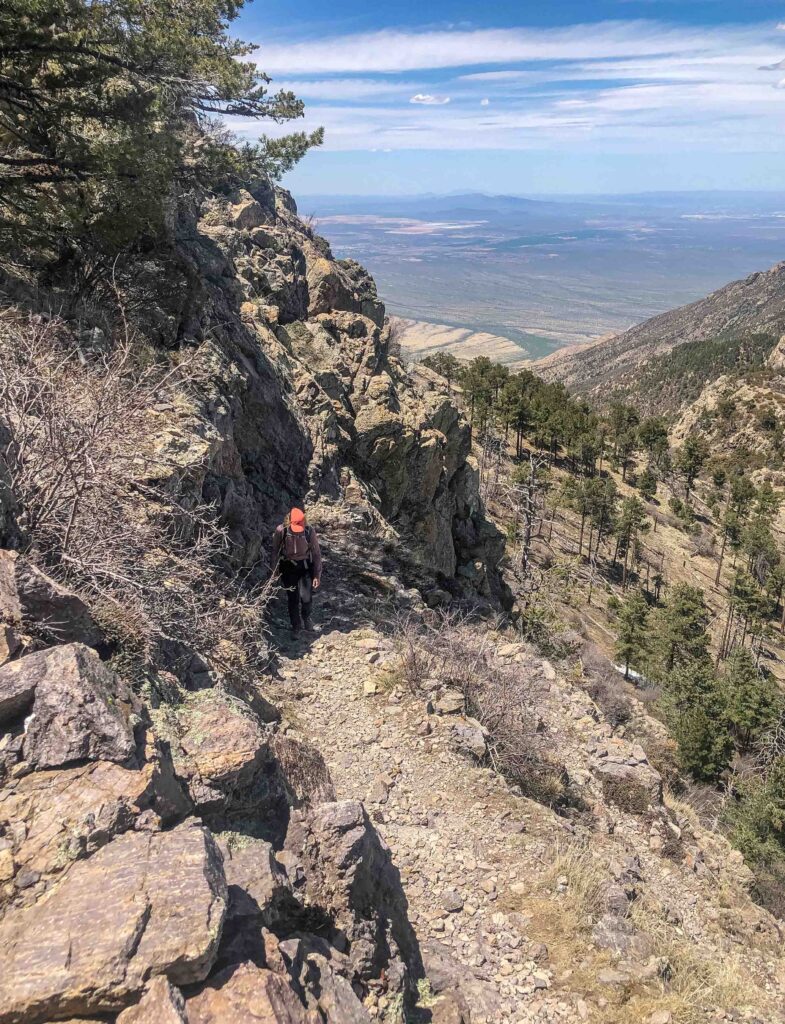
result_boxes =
[121,181,506,604]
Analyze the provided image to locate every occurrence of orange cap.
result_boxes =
[290,507,305,533]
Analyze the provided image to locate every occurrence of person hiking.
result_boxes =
[272,507,322,637]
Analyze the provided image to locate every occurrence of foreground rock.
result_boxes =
[186,962,315,1024]
[0,551,104,651]
[0,753,189,911]
[161,690,332,839]
[0,644,137,769]
[0,821,226,1023]
[286,800,419,991]
[116,977,188,1024]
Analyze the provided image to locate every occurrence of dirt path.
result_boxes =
[271,621,585,1024]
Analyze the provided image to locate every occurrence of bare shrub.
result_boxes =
[580,642,633,727]
[0,310,273,680]
[392,610,568,805]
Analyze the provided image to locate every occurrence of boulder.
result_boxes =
[0,644,138,769]
[285,800,418,988]
[278,934,370,1024]
[187,963,316,1024]
[165,692,331,840]
[226,189,270,231]
[0,821,226,1023]
[116,977,188,1024]
[0,756,189,908]
[215,834,295,967]
[0,550,104,649]
[449,717,487,760]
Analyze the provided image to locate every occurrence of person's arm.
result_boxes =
[309,528,322,586]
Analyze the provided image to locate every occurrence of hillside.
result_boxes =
[534,261,785,400]
[6,173,785,1023]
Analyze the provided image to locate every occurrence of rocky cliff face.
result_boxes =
[116,180,505,602]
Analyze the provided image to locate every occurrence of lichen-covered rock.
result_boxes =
[157,691,332,840]
[0,550,104,650]
[0,820,226,1023]
[0,644,137,770]
[0,755,189,911]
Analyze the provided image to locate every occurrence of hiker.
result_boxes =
[272,507,322,635]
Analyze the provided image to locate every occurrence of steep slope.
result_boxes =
[534,261,785,399]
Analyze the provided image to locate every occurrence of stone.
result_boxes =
[0,757,189,907]
[449,717,487,760]
[226,189,269,231]
[116,977,188,1024]
[0,644,138,769]
[441,889,464,913]
[0,623,18,666]
[592,914,652,957]
[647,1012,673,1024]
[164,692,332,841]
[215,834,294,967]
[0,653,37,724]
[435,692,464,716]
[279,935,371,1023]
[597,969,631,986]
[285,800,418,985]
[187,963,314,1024]
[0,550,104,649]
[0,821,226,1022]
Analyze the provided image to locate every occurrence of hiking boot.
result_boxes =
[290,623,301,641]
[303,616,315,633]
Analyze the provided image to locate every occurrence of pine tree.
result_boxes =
[723,647,780,750]
[1,0,323,266]
[638,467,658,502]
[650,583,711,678]
[675,435,709,501]
[662,657,732,781]
[615,589,650,678]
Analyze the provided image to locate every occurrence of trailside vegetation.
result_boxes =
[422,349,785,912]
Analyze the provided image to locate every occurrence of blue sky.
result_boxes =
[230,1,785,194]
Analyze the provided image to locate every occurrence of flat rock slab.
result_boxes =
[187,963,316,1023]
[0,821,226,1024]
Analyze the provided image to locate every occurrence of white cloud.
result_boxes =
[253,21,776,74]
[481,98,490,106]
[275,78,414,100]
[410,93,451,105]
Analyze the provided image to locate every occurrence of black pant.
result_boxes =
[280,560,313,628]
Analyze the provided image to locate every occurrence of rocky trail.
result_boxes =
[263,519,785,1024]
[273,623,576,1024]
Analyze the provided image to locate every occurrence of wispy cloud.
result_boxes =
[254,21,778,74]
[243,18,784,157]
[410,93,451,105]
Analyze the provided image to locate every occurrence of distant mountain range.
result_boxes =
[534,260,785,407]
